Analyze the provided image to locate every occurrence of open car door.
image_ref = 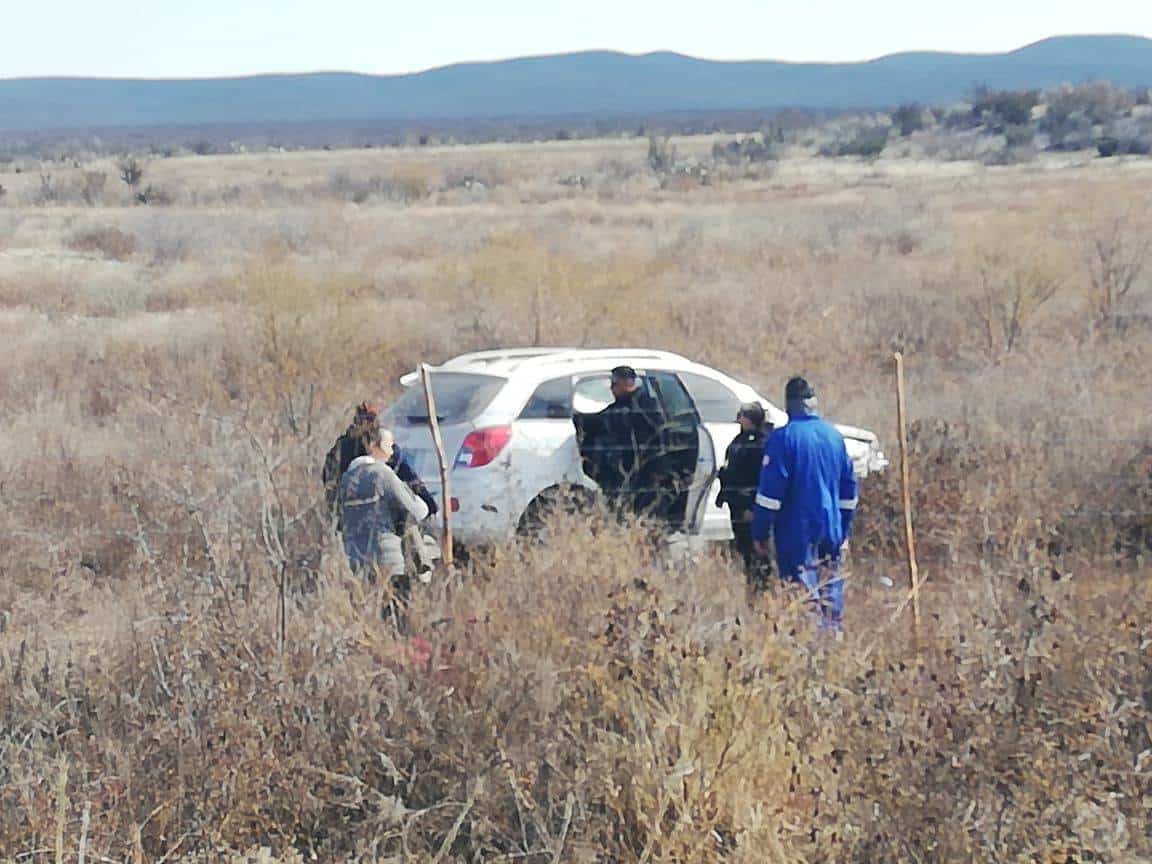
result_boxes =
[646,371,716,534]
[573,371,716,533]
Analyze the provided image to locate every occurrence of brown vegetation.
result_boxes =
[0,140,1150,861]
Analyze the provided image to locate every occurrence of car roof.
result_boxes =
[411,346,762,396]
[436,347,698,378]
[427,348,772,391]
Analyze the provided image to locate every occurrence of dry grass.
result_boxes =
[1,140,1150,862]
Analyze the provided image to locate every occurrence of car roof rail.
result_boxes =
[403,347,696,386]
[527,348,691,367]
[440,348,577,368]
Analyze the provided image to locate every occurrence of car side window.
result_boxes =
[519,377,574,420]
[648,372,699,424]
[572,375,613,414]
[677,372,743,424]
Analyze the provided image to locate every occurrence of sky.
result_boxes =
[4,0,1151,79]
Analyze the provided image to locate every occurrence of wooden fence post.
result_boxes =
[894,352,921,629]
[420,363,454,567]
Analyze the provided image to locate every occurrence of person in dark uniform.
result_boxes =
[717,402,773,587]
[576,366,666,520]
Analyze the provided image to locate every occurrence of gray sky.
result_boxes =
[5,0,1151,78]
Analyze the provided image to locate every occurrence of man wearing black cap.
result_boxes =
[752,377,858,628]
[577,366,665,517]
[717,402,772,586]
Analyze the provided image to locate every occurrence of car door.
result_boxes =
[514,374,593,494]
[572,371,715,533]
[644,371,717,535]
[676,372,748,542]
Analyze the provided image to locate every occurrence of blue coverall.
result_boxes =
[752,408,858,627]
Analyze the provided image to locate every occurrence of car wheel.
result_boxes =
[517,486,597,541]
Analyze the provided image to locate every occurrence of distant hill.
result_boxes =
[2,35,1151,133]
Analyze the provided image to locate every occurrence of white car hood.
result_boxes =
[831,422,878,444]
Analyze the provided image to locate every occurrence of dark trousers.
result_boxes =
[348,560,411,631]
[730,511,771,590]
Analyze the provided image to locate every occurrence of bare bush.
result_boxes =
[135,183,173,206]
[390,162,436,202]
[711,134,776,165]
[1080,205,1150,331]
[892,103,926,137]
[1,136,1151,862]
[327,163,435,204]
[972,88,1040,128]
[959,222,1067,358]
[65,225,137,261]
[821,127,889,159]
[968,252,1063,356]
[79,170,107,206]
[0,512,1148,861]
[134,212,194,264]
[647,135,675,173]
[117,155,145,190]
[36,171,57,204]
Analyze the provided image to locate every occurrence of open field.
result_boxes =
[1,138,1151,861]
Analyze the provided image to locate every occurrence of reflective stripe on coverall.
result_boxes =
[752,409,858,625]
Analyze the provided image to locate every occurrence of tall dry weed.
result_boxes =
[1,516,1148,861]
[957,215,1070,359]
[2,145,1151,862]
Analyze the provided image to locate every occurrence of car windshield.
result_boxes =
[384,373,506,427]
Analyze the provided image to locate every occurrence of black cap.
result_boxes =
[785,376,815,401]
[738,402,766,426]
[610,365,638,382]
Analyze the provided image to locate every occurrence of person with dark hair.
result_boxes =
[336,423,430,586]
[323,401,437,520]
[576,366,665,518]
[717,402,772,586]
[752,377,858,629]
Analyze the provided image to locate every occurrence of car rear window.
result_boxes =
[384,373,505,427]
[519,376,573,420]
[677,372,743,424]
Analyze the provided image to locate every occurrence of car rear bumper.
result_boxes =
[422,471,524,544]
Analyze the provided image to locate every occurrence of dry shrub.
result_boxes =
[1078,200,1151,332]
[956,215,1070,359]
[65,225,137,261]
[79,170,108,206]
[3,143,1152,862]
[133,212,194,264]
[459,231,599,344]
[432,231,673,348]
[1,514,1148,862]
[1061,438,1152,559]
[327,163,438,204]
[390,162,438,202]
[228,251,432,435]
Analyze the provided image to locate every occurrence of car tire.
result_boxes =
[517,485,598,541]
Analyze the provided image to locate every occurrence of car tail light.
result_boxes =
[454,426,512,468]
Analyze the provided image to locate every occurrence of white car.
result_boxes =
[384,348,888,545]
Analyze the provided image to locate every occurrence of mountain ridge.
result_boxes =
[2,34,1150,133]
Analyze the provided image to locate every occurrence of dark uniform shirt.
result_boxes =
[578,391,663,492]
[575,389,671,524]
[717,428,767,517]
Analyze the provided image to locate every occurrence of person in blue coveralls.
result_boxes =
[752,376,858,628]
